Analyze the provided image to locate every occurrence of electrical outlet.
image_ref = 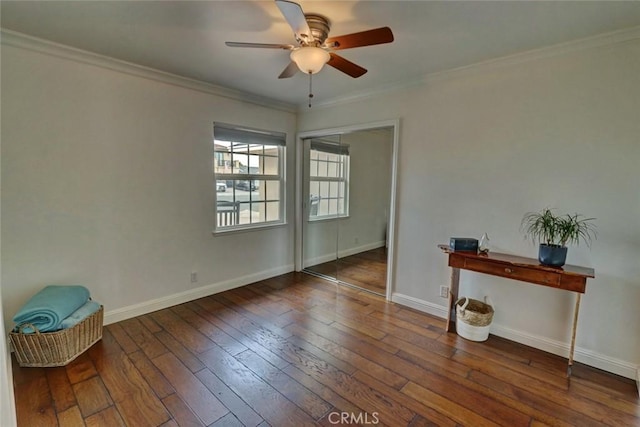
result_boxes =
[440,286,449,298]
[190,272,198,283]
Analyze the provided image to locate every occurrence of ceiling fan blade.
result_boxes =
[278,61,299,79]
[275,0,313,43]
[225,41,294,50]
[327,53,367,78]
[325,27,394,50]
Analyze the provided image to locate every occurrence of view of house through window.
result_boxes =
[309,140,350,220]
[213,123,285,231]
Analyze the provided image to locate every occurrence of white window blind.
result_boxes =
[213,123,286,232]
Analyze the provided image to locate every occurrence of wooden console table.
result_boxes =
[438,244,595,376]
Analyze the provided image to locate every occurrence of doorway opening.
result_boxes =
[295,120,399,299]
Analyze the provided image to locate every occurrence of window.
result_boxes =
[213,123,285,231]
[308,140,349,220]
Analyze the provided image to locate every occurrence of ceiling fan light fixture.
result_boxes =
[290,46,330,74]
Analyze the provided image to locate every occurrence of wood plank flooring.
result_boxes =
[12,272,639,426]
[305,247,388,295]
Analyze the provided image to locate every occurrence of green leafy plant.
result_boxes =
[521,208,597,247]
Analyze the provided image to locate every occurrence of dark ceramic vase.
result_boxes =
[538,244,567,267]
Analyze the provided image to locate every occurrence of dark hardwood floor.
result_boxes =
[305,247,388,295]
[12,272,639,426]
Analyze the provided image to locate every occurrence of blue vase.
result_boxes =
[538,244,567,267]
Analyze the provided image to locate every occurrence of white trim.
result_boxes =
[103,264,294,325]
[3,24,638,113]
[212,221,288,237]
[307,25,640,111]
[385,121,400,301]
[0,29,296,113]
[340,241,385,260]
[297,120,400,141]
[303,240,386,269]
[490,323,637,380]
[308,213,350,223]
[294,129,304,272]
[392,293,449,319]
[0,290,17,427]
[391,293,638,380]
[303,253,336,270]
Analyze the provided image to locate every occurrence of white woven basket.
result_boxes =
[456,297,494,342]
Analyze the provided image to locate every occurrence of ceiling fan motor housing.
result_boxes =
[304,14,331,46]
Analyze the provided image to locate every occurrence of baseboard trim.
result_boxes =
[392,293,449,319]
[303,253,336,269]
[303,241,386,269]
[103,264,295,325]
[339,240,386,259]
[490,324,638,379]
[391,293,637,380]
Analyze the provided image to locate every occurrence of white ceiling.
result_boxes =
[2,1,640,108]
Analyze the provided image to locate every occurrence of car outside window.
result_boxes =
[213,123,286,232]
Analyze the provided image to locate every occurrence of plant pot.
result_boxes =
[538,244,567,267]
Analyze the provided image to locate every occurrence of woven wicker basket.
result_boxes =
[9,306,103,367]
[456,297,494,327]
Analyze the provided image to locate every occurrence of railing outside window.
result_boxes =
[213,123,286,232]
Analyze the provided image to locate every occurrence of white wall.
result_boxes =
[1,29,638,386]
[1,41,297,331]
[0,49,17,423]
[298,38,640,377]
[337,129,393,255]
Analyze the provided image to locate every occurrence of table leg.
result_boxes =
[567,292,582,377]
[445,267,460,332]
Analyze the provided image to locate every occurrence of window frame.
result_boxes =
[213,122,286,233]
[308,140,350,222]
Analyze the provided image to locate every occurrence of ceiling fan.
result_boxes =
[225,0,394,79]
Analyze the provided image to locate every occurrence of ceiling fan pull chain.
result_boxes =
[308,72,314,108]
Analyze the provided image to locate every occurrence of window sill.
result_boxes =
[308,215,350,223]
[212,220,287,236]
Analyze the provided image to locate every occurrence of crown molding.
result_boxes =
[3,24,639,115]
[306,24,640,111]
[0,28,297,113]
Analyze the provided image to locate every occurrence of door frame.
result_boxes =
[295,119,400,301]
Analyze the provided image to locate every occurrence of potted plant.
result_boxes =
[521,208,596,267]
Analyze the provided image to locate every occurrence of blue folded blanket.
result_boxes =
[59,300,101,329]
[13,285,90,333]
